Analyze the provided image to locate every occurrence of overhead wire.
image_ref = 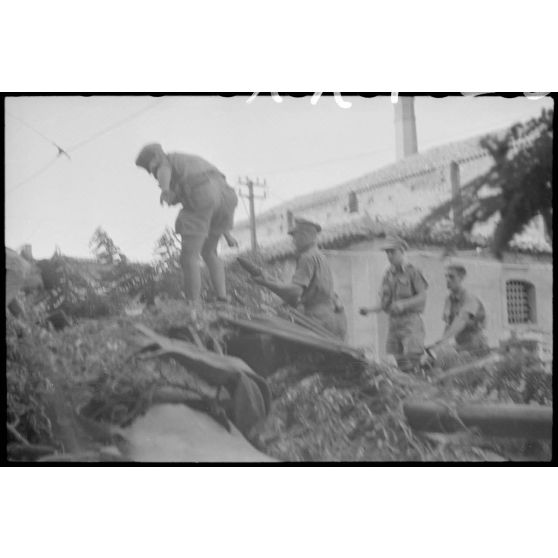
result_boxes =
[65,98,165,153]
[8,156,61,192]
[6,98,165,193]
[6,111,66,149]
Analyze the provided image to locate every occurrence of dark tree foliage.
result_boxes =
[154,227,181,272]
[89,227,127,265]
[418,109,553,258]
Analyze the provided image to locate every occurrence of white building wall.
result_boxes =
[321,247,552,360]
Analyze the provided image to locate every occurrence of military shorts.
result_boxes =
[175,173,238,239]
[386,312,425,356]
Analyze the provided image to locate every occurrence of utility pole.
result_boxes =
[449,161,462,231]
[237,176,267,252]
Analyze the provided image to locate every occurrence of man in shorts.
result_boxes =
[135,143,238,303]
[360,234,428,373]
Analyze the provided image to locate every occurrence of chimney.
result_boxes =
[394,96,418,160]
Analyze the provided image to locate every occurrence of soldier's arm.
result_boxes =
[156,163,181,206]
[359,305,383,315]
[274,252,317,307]
[393,291,427,313]
[437,312,469,344]
[393,268,428,313]
[254,275,303,307]
[360,272,391,315]
[437,297,479,344]
[155,163,172,193]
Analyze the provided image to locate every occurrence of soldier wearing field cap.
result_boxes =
[135,143,238,303]
[253,217,347,340]
[434,263,489,355]
[359,234,428,373]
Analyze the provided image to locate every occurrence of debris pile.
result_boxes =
[258,341,552,462]
[6,256,552,462]
[6,299,252,460]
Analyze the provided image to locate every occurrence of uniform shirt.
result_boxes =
[155,153,225,202]
[381,263,428,315]
[291,246,336,311]
[442,288,486,346]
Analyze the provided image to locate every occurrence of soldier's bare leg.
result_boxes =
[201,234,227,300]
[400,316,426,374]
[180,235,206,302]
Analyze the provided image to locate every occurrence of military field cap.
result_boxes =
[135,143,164,170]
[380,234,408,251]
[288,217,322,235]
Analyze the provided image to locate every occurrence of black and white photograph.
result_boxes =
[4,93,554,463]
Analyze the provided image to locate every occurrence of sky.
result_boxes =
[4,94,553,261]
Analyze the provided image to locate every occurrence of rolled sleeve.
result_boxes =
[459,293,480,318]
[292,253,314,288]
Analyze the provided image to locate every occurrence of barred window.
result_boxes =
[506,280,536,324]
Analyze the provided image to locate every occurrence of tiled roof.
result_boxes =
[236,131,503,229]
[235,124,543,230]
[235,212,551,263]
[228,120,551,261]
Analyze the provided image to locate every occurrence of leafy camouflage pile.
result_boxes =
[260,360,432,461]
[6,236,552,462]
[5,298,232,461]
[258,341,552,462]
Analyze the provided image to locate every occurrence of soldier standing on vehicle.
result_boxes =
[135,143,238,303]
[359,234,428,373]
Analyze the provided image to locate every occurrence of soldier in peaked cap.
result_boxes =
[254,217,347,340]
[135,143,238,303]
[360,234,428,373]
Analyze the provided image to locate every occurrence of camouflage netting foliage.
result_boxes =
[5,297,234,461]
[258,340,552,462]
[5,227,552,462]
[260,360,430,461]
[7,289,553,461]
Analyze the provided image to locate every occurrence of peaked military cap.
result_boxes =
[135,143,165,170]
[288,217,322,235]
[379,234,408,251]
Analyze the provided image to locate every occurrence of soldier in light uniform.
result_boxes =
[135,143,238,303]
[253,218,347,340]
[360,234,428,373]
[434,264,489,355]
